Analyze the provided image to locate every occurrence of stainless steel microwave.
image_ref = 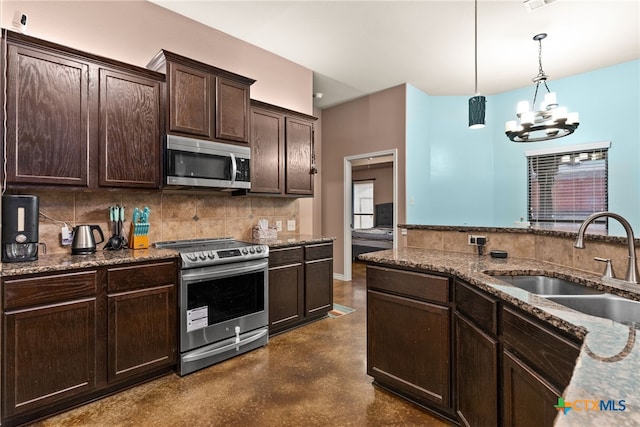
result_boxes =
[165,135,250,190]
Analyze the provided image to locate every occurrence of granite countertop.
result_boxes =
[0,248,179,277]
[251,235,335,249]
[359,247,640,427]
[0,236,335,277]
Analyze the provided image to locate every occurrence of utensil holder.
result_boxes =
[129,222,149,250]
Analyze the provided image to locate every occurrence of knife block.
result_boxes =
[129,223,149,250]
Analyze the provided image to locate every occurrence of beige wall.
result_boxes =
[321,85,406,277]
[352,163,394,206]
[1,0,313,115]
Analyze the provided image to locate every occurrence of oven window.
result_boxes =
[187,271,265,326]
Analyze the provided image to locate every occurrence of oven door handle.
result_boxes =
[182,328,268,363]
[181,259,268,282]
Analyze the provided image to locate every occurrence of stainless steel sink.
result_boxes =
[492,275,603,295]
[546,294,640,324]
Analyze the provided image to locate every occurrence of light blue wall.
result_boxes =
[405,60,640,236]
[406,86,494,225]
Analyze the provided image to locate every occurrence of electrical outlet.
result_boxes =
[287,220,296,231]
[276,221,282,232]
[468,235,487,245]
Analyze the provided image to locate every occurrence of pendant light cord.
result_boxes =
[474,0,478,95]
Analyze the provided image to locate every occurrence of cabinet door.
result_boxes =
[216,77,250,143]
[99,68,162,188]
[107,285,176,382]
[367,290,451,408]
[455,313,499,427]
[3,299,97,416]
[305,258,333,317]
[250,106,284,193]
[268,264,304,334]
[6,43,89,186]
[168,62,212,138]
[285,117,314,195]
[503,351,560,427]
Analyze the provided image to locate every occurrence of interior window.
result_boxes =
[527,147,608,232]
[353,181,374,229]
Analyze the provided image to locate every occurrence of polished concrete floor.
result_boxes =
[35,262,449,426]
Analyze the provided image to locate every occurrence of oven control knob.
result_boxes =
[187,253,198,262]
[249,247,255,254]
[256,247,263,253]
[242,248,248,255]
[207,251,215,259]
[199,252,207,260]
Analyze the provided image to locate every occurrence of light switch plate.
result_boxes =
[287,220,296,231]
[276,221,282,232]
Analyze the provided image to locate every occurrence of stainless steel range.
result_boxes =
[155,238,269,376]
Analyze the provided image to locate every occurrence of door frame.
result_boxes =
[342,149,398,282]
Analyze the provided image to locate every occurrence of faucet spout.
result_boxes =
[574,211,639,284]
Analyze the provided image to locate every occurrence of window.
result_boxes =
[527,144,608,232]
[353,181,374,229]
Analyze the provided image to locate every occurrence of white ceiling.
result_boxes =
[149,0,640,109]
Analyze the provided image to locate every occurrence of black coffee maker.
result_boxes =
[2,194,40,262]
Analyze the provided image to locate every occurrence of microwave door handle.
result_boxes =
[230,152,237,184]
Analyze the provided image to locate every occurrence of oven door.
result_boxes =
[179,258,268,353]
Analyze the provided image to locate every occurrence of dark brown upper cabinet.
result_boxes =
[147,50,254,145]
[250,100,317,196]
[3,30,165,190]
[99,69,162,188]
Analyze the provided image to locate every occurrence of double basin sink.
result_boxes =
[492,274,640,324]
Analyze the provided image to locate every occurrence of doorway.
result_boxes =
[343,149,398,282]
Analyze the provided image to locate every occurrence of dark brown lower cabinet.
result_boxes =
[2,271,99,419]
[268,246,305,334]
[366,265,452,420]
[503,351,561,426]
[454,313,499,427]
[268,241,333,335]
[108,285,176,382]
[4,298,98,417]
[1,259,178,426]
[368,290,451,409]
[365,268,583,427]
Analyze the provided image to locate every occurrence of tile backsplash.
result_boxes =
[406,228,634,278]
[22,190,299,254]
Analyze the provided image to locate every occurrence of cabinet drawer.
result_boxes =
[304,242,333,261]
[367,265,449,304]
[107,261,176,293]
[269,246,303,267]
[455,280,499,336]
[3,271,98,310]
[503,306,581,390]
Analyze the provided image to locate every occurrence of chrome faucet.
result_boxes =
[574,211,639,284]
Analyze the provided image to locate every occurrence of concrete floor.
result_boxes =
[35,262,449,426]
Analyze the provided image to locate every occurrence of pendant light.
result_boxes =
[505,33,579,142]
[468,0,486,129]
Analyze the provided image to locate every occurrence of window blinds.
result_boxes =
[527,147,608,229]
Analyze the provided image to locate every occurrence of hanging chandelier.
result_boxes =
[505,33,579,142]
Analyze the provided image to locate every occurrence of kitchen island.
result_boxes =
[360,247,640,427]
